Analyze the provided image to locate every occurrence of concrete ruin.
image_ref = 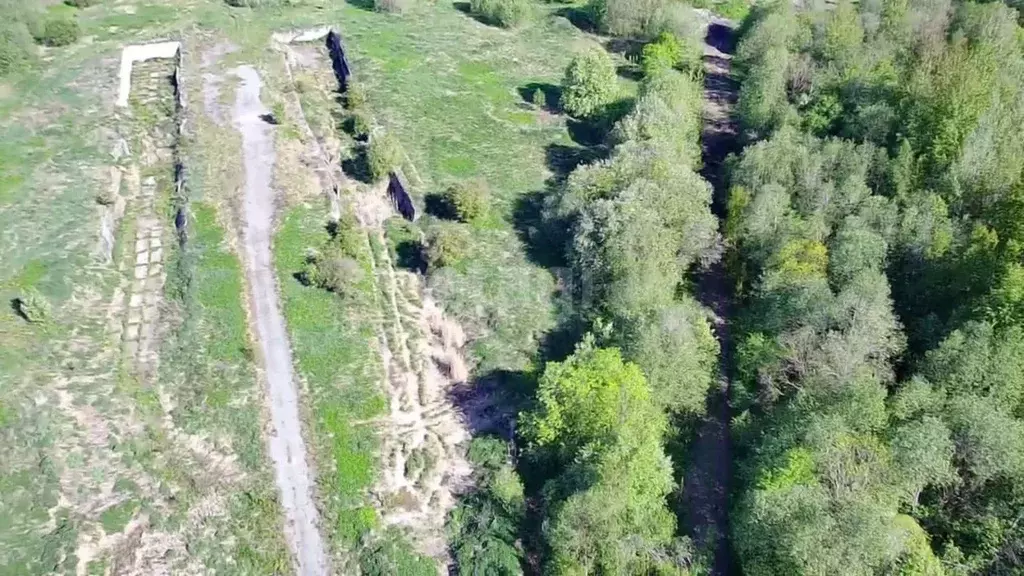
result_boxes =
[116,41,182,107]
[388,171,416,221]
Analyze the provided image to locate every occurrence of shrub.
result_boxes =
[35,17,79,47]
[224,0,285,6]
[588,0,668,37]
[374,0,411,14]
[15,288,50,324]
[345,82,367,109]
[531,88,546,108]
[65,0,98,6]
[641,32,684,77]
[470,0,532,28]
[561,47,617,118]
[442,179,489,222]
[367,131,403,183]
[302,249,364,295]
[349,111,372,139]
[426,225,470,269]
[0,22,35,76]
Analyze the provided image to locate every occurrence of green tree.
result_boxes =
[560,47,617,118]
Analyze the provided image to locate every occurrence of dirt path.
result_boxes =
[233,65,328,576]
[685,18,740,576]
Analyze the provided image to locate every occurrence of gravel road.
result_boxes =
[233,64,328,576]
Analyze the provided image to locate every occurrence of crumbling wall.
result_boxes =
[325,30,351,92]
[116,41,182,107]
[387,171,416,221]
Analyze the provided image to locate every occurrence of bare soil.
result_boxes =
[685,18,740,576]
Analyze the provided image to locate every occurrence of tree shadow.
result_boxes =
[616,64,643,82]
[452,1,502,26]
[706,22,737,54]
[566,96,634,147]
[9,298,29,323]
[345,0,375,11]
[604,37,644,60]
[554,6,595,33]
[341,145,372,183]
[517,82,562,113]
[544,143,604,182]
[424,192,458,220]
[394,239,427,273]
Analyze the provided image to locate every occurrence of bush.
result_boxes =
[374,0,411,14]
[302,249,364,295]
[349,111,372,139]
[35,17,79,47]
[560,47,618,118]
[224,0,285,6]
[64,0,98,6]
[0,23,34,76]
[641,32,684,77]
[442,179,489,222]
[15,288,50,324]
[470,0,532,28]
[367,131,403,183]
[345,82,367,109]
[588,0,668,37]
[531,88,546,108]
[426,225,470,269]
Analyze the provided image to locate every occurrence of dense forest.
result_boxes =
[453,0,1024,573]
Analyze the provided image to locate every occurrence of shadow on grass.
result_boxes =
[346,0,375,11]
[555,6,595,33]
[424,192,458,220]
[394,239,427,273]
[517,82,561,113]
[566,96,634,147]
[341,145,373,183]
[616,63,644,82]
[453,1,501,26]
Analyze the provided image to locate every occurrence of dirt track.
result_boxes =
[685,18,740,576]
[233,65,328,576]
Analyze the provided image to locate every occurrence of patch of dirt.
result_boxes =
[353,185,474,560]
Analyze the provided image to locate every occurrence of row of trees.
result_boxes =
[512,35,721,573]
[730,0,1024,573]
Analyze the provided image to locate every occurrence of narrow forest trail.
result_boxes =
[685,18,740,576]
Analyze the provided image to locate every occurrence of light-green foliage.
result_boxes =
[523,342,688,574]
[612,69,704,167]
[641,32,684,77]
[426,224,470,269]
[442,179,489,222]
[470,0,532,28]
[367,131,403,183]
[625,299,719,415]
[560,47,617,118]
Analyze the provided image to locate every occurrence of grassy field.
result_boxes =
[0,0,623,570]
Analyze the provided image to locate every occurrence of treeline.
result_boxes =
[729,0,1024,574]
[448,4,722,570]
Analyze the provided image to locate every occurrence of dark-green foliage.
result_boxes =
[35,17,79,47]
[470,0,532,28]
